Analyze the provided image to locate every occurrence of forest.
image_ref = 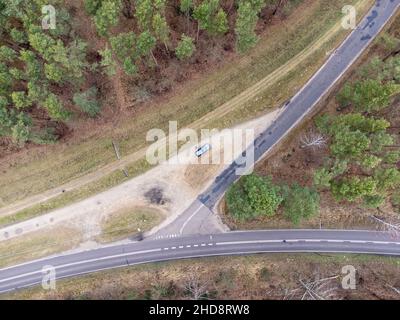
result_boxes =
[0,0,292,147]
[226,33,400,223]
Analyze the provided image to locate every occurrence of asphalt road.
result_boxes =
[1,230,400,293]
[199,0,400,208]
[152,0,400,239]
[0,0,399,294]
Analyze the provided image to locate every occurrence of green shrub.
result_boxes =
[282,184,320,225]
[226,174,282,221]
[175,34,195,60]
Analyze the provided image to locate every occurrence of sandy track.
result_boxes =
[0,10,361,219]
[0,111,279,243]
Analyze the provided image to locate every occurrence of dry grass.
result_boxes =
[0,226,82,268]
[0,159,152,227]
[0,0,373,224]
[97,206,164,243]
[3,254,400,300]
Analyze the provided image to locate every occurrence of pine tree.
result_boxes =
[235,0,264,53]
[0,0,89,145]
[193,0,228,38]
[93,0,122,36]
[175,34,195,60]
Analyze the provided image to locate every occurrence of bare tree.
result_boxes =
[370,215,400,239]
[184,274,209,300]
[296,275,341,300]
[300,131,327,150]
[386,284,400,295]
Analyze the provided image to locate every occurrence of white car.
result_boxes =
[195,144,211,157]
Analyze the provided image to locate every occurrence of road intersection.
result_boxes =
[153,0,400,239]
[0,0,400,294]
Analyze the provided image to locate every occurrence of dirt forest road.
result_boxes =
[0,112,279,242]
[0,0,370,219]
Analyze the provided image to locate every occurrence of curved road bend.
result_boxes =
[1,230,400,293]
[150,0,400,239]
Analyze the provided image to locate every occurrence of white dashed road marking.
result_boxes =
[161,238,400,252]
[216,239,400,246]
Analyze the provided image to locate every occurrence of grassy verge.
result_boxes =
[0,226,82,268]
[2,253,399,300]
[0,0,373,225]
[0,159,153,227]
[96,206,164,243]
